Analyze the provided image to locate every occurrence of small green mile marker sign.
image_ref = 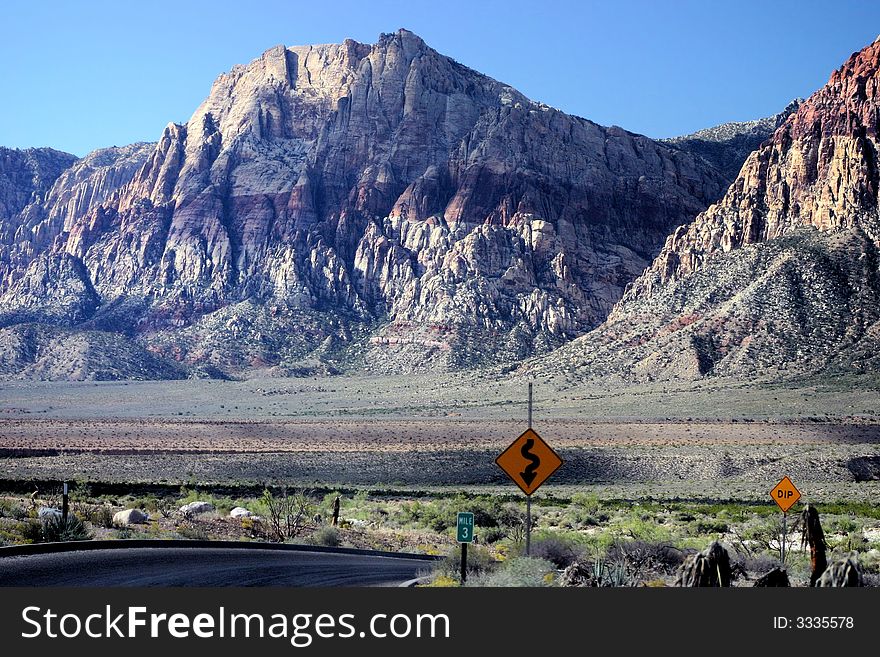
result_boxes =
[457,512,474,543]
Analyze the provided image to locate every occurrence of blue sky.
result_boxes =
[2,0,879,156]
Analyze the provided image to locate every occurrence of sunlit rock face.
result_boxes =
[0,30,727,377]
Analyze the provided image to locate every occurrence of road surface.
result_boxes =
[0,546,433,586]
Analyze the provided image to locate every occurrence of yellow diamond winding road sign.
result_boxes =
[495,428,563,495]
[770,476,801,513]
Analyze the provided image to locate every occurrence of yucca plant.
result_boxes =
[608,563,630,587]
[40,514,91,542]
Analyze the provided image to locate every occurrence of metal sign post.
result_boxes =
[782,512,787,564]
[770,476,801,565]
[460,543,467,583]
[495,382,563,559]
[62,481,69,522]
[526,382,532,556]
[457,512,474,584]
[528,380,533,428]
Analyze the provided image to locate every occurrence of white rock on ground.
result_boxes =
[113,509,148,525]
[229,507,253,518]
[180,501,214,516]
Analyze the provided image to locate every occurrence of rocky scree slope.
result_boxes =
[0,29,728,379]
[527,38,880,383]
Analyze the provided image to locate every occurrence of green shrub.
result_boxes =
[399,500,453,532]
[828,531,868,555]
[610,511,675,544]
[82,505,115,529]
[177,525,210,541]
[481,527,507,544]
[19,520,44,543]
[861,549,880,574]
[692,519,729,535]
[563,493,609,529]
[571,493,601,515]
[582,556,633,587]
[398,495,524,535]
[14,516,91,544]
[0,500,28,521]
[826,517,860,534]
[528,535,582,568]
[604,540,685,578]
[436,544,494,580]
[424,575,460,587]
[472,557,556,587]
[127,497,159,513]
[310,525,341,547]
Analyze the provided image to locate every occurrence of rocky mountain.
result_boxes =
[528,37,880,382]
[0,29,729,379]
[0,143,154,288]
[0,147,76,223]
[663,99,802,181]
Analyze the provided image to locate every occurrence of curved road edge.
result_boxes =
[0,539,441,562]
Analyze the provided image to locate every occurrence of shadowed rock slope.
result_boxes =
[528,37,880,383]
[663,99,802,182]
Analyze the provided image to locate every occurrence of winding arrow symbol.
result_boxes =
[520,438,541,486]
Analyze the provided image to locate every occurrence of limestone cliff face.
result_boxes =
[529,38,880,383]
[0,30,728,376]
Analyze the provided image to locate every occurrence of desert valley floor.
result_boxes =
[1,373,879,503]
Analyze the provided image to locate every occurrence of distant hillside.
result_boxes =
[663,99,802,181]
[527,39,880,383]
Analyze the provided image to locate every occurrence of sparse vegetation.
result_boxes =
[12,514,92,544]
[1,483,878,587]
[470,557,557,587]
[261,487,314,542]
[80,505,115,528]
[0,376,878,586]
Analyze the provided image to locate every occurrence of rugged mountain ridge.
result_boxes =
[528,37,880,382]
[663,99,802,181]
[0,143,154,289]
[0,29,729,378]
[0,147,76,223]
[1,147,78,274]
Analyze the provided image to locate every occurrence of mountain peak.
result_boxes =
[375,27,426,46]
[0,30,728,379]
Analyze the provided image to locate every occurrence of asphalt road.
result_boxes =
[0,547,432,586]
